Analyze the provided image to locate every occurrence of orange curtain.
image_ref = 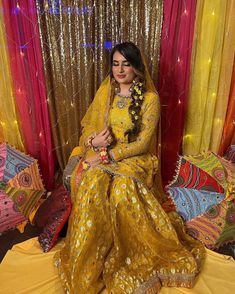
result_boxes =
[219,58,235,154]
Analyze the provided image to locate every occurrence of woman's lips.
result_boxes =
[117,75,126,79]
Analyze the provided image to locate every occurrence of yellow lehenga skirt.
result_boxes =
[54,164,205,294]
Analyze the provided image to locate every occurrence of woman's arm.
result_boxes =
[109,92,160,161]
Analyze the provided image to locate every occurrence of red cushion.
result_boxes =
[34,185,72,252]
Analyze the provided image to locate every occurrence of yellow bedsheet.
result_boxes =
[0,238,234,294]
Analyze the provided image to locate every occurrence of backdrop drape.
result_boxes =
[183,0,235,155]
[219,58,235,154]
[36,0,163,169]
[0,1,24,150]
[210,0,235,153]
[158,0,197,184]
[2,0,55,189]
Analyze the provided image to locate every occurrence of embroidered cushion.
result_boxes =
[34,185,72,252]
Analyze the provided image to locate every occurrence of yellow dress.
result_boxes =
[54,92,205,294]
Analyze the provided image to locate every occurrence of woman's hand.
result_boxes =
[92,127,113,148]
[84,154,101,168]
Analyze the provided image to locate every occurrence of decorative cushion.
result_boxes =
[34,185,72,252]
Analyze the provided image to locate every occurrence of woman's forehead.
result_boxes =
[112,51,127,61]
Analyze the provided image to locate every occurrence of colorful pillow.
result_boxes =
[34,185,72,252]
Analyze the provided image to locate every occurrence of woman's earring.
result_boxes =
[113,79,120,94]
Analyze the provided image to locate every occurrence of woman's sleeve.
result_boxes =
[110,92,160,161]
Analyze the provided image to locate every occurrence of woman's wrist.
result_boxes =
[86,134,99,152]
[108,149,116,163]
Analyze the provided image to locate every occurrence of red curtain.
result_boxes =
[2,0,55,189]
[158,0,197,185]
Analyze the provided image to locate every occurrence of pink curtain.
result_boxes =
[2,0,55,189]
[158,0,197,185]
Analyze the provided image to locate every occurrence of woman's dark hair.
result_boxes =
[110,42,146,142]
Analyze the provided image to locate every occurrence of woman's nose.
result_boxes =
[118,65,124,72]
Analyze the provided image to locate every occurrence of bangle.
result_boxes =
[100,147,109,163]
[86,135,99,152]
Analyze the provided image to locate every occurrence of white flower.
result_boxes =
[132,197,137,203]
[125,257,131,265]
[87,220,92,227]
[142,188,147,195]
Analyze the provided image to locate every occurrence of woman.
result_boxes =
[55,42,205,294]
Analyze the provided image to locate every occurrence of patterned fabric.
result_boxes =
[224,145,235,163]
[216,201,235,248]
[54,89,205,294]
[0,143,45,234]
[168,157,225,193]
[0,143,34,182]
[35,185,72,252]
[167,152,235,250]
[187,200,235,250]
[184,152,228,190]
[0,190,27,234]
[168,187,225,221]
[186,201,228,249]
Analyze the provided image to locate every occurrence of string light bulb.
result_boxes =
[215,118,222,124]
[184,134,192,140]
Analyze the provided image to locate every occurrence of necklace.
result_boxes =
[116,93,132,98]
[116,93,132,109]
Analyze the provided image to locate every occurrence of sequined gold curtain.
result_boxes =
[36,0,163,169]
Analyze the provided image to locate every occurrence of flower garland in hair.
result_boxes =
[126,79,145,142]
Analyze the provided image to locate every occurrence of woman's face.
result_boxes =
[112,51,136,85]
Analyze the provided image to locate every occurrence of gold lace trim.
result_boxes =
[133,273,195,294]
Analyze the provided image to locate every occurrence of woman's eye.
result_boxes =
[124,63,131,66]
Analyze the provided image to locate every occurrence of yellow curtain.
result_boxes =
[210,0,235,152]
[183,0,233,155]
[0,1,24,150]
